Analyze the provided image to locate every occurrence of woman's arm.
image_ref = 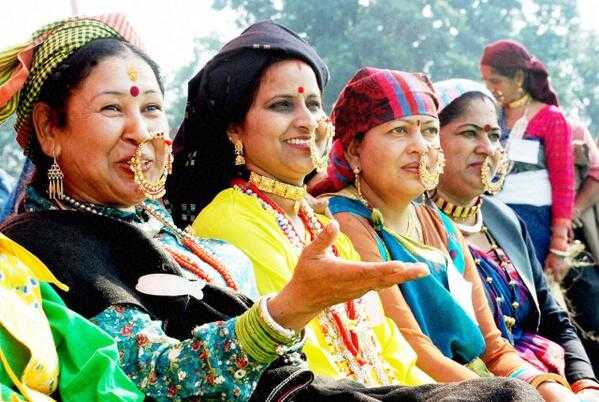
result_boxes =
[91,304,300,402]
[541,108,575,224]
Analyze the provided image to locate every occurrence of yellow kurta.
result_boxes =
[193,188,433,386]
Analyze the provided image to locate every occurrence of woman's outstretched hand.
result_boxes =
[268,220,429,330]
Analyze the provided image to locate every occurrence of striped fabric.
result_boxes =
[310,67,438,194]
[331,67,438,149]
[0,14,143,149]
[433,78,495,114]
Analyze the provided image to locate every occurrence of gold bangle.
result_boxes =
[530,373,571,390]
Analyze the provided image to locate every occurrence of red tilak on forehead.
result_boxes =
[130,86,140,97]
[297,86,304,94]
[483,124,492,132]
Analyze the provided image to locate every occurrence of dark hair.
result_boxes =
[29,37,163,193]
[439,91,498,128]
[166,52,299,220]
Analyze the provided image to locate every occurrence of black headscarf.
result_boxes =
[166,21,329,228]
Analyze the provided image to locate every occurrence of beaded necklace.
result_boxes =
[234,179,393,386]
[141,205,238,290]
[58,193,238,290]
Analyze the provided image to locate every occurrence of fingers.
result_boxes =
[361,261,429,287]
[303,221,339,257]
[333,260,429,291]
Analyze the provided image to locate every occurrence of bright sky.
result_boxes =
[1,0,597,80]
[0,0,241,77]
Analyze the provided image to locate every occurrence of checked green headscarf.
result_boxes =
[0,14,143,149]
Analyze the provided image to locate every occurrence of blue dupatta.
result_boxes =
[329,195,486,364]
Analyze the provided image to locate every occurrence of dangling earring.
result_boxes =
[353,166,384,229]
[418,147,445,191]
[234,141,245,166]
[353,166,364,197]
[481,150,508,194]
[47,153,64,201]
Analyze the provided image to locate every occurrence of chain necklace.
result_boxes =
[234,179,393,386]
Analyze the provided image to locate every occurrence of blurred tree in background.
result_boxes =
[0,118,23,180]
[207,0,598,133]
[2,0,597,183]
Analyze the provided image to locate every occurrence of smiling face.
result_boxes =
[351,115,441,203]
[480,65,524,106]
[37,51,168,207]
[438,95,501,202]
[229,59,325,185]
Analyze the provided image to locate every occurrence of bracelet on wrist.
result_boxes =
[259,293,299,339]
[530,373,571,390]
[235,300,304,364]
[571,379,599,393]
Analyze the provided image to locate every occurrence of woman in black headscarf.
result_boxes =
[167,20,543,401]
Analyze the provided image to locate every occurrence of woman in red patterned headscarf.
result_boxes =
[480,39,574,279]
[311,67,576,402]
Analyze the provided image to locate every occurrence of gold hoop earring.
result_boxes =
[47,153,64,201]
[234,141,245,166]
[418,148,445,191]
[129,132,171,200]
[481,151,508,194]
[309,117,334,173]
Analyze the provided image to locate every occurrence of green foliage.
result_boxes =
[0,117,25,180]
[206,0,599,135]
[165,34,224,132]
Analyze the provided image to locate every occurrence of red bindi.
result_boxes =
[130,86,140,97]
[483,124,492,132]
[297,86,304,94]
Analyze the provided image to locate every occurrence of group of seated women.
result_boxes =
[0,13,597,402]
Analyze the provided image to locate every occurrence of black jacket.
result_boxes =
[483,196,597,383]
[1,210,543,401]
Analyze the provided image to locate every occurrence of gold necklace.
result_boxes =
[432,192,481,223]
[507,93,530,109]
[248,171,306,201]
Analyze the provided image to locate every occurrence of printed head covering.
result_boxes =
[0,14,143,149]
[167,20,329,227]
[480,39,559,106]
[433,78,495,114]
[310,67,438,195]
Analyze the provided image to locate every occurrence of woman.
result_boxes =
[433,78,599,400]
[566,117,599,373]
[169,21,540,401]
[0,233,143,401]
[310,67,576,401]
[479,39,573,278]
[0,15,432,401]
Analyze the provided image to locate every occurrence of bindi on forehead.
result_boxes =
[128,66,140,97]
